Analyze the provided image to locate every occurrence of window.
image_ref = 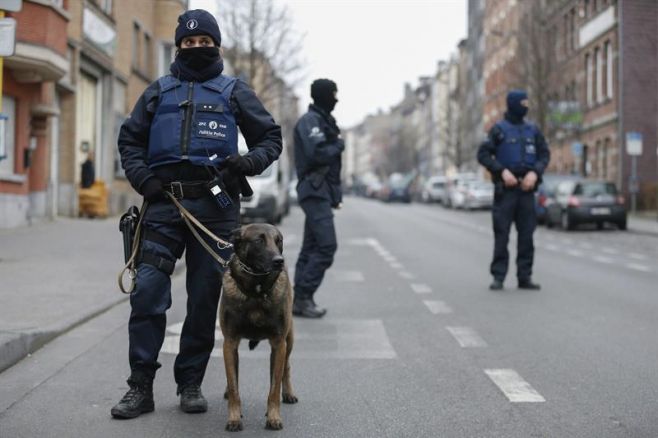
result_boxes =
[570,8,577,51]
[605,41,613,98]
[143,33,151,76]
[595,47,602,103]
[132,22,140,70]
[602,138,610,179]
[99,0,112,15]
[0,95,16,176]
[585,53,592,106]
[159,42,175,77]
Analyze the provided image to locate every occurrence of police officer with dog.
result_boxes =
[292,79,344,318]
[477,89,550,291]
[112,9,281,419]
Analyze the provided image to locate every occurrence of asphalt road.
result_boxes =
[1,197,657,437]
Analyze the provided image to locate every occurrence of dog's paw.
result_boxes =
[223,391,229,400]
[265,417,283,430]
[226,419,243,432]
[282,393,298,404]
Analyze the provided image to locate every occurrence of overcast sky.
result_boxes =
[189,0,467,128]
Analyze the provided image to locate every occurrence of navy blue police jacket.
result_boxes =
[294,104,344,205]
[477,113,550,185]
[118,76,282,197]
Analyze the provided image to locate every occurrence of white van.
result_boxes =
[238,135,290,224]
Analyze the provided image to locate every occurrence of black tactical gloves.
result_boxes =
[223,154,254,175]
[141,177,165,202]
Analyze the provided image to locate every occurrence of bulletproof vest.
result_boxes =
[494,120,538,173]
[147,74,238,169]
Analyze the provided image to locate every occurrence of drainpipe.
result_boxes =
[616,0,624,193]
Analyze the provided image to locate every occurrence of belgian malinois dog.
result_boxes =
[220,223,298,431]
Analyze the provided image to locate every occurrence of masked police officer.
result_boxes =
[477,90,550,291]
[112,9,281,419]
[292,79,344,318]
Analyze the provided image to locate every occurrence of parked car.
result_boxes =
[288,177,298,205]
[462,180,494,210]
[535,173,581,224]
[239,136,290,224]
[421,176,447,203]
[545,180,627,230]
[381,173,413,203]
[442,173,478,208]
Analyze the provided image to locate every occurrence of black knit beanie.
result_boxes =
[175,9,221,47]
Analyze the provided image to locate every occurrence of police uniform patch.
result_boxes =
[309,126,325,139]
[196,119,227,139]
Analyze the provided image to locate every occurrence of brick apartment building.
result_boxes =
[1,0,186,228]
[483,0,658,208]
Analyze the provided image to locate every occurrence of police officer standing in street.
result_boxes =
[477,89,550,291]
[112,9,281,419]
[292,79,344,318]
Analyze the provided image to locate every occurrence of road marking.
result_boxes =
[602,247,619,255]
[399,270,415,279]
[629,252,647,261]
[626,263,651,272]
[410,283,432,294]
[578,242,593,249]
[566,249,584,257]
[593,255,613,264]
[423,300,453,314]
[390,262,404,269]
[484,369,546,403]
[446,326,487,348]
[545,244,559,251]
[381,254,397,263]
[162,319,397,359]
[330,270,365,282]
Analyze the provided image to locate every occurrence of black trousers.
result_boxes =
[294,197,337,300]
[128,196,238,386]
[490,188,536,282]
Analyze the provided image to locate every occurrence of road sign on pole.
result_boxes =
[571,142,583,157]
[626,131,643,156]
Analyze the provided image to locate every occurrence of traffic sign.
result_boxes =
[626,131,643,156]
[0,18,16,57]
[571,141,583,157]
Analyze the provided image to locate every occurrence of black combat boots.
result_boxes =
[111,375,154,419]
[178,384,208,413]
[292,297,327,318]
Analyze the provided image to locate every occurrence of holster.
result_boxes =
[119,205,140,263]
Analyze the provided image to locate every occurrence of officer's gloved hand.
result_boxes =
[142,177,165,202]
[223,154,254,176]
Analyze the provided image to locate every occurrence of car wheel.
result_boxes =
[617,219,627,230]
[596,222,604,230]
[546,217,554,229]
[561,211,574,231]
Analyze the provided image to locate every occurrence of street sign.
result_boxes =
[0,0,22,12]
[626,131,643,156]
[0,18,16,57]
[571,141,583,157]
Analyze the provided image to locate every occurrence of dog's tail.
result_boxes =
[248,340,260,350]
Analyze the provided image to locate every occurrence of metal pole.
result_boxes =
[630,155,637,213]
[0,10,4,114]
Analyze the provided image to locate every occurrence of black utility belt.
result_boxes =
[164,181,210,199]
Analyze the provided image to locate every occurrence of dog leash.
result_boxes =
[165,192,233,268]
[117,200,148,294]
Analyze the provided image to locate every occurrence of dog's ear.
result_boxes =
[231,227,243,246]
[276,231,283,254]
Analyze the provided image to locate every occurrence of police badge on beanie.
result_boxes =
[311,79,338,113]
[175,9,222,47]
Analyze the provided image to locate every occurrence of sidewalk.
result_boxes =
[0,216,183,373]
[628,212,658,236]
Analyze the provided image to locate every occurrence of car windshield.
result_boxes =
[573,182,617,197]
[469,181,490,190]
[432,181,445,188]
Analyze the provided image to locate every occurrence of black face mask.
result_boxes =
[170,46,223,82]
[178,46,220,70]
[311,79,338,113]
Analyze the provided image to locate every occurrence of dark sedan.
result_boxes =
[546,180,627,230]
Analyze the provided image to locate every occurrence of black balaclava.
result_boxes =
[311,79,338,113]
[170,9,223,82]
[506,89,528,124]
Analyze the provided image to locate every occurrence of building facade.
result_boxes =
[1,0,187,228]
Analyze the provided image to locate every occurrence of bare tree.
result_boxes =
[214,0,305,104]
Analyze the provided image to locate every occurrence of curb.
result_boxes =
[0,261,186,374]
